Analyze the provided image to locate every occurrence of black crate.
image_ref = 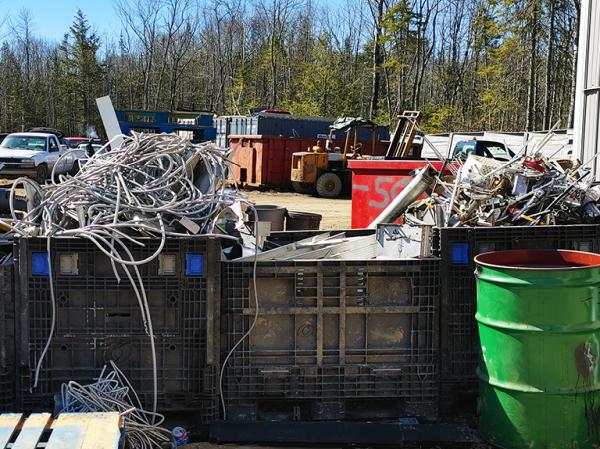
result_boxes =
[434,224,600,409]
[221,259,440,421]
[0,261,15,411]
[14,236,222,418]
[18,336,217,416]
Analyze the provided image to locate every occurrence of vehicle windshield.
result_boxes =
[0,135,46,151]
[452,140,514,162]
[479,142,513,161]
[452,141,476,161]
[65,139,86,149]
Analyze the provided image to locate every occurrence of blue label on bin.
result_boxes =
[450,242,470,265]
[31,252,49,276]
[185,253,204,276]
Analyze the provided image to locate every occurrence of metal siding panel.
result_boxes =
[421,134,450,159]
[574,0,600,179]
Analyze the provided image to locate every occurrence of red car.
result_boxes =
[63,137,89,149]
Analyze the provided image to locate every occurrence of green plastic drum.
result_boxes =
[475,250,600,449]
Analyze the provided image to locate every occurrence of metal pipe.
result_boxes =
[368,166,438,228]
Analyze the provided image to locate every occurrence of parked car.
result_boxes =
[0,132,85,183]
[451,139,515,161]
[77,142,103,157]
[64,137,90,149]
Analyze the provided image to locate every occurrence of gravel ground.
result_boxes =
[0,178,352,230]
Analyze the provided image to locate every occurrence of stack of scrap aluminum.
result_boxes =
[235,231,379,261]
[236,225,432,261]
[407,152,599,227]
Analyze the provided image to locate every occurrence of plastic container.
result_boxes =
[0,262,15,411]
[285,211,322,230]
[475,249,600,449]
[254,205,287,232]
[14,236,222,418]
[433,224,600,413]
[221,258,440,421]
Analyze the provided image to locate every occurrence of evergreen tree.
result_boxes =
[57,9,103,135]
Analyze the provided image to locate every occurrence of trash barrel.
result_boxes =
[285,211,322,230]
[475,250,600,449]
[251,205,287,232]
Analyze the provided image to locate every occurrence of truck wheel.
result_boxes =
[316,172,342,198]
[36,165,48,184]
[69,161,80,176]
[292,182,314,194]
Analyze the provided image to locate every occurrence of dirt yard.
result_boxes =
[0,176,353,230]
[244,190,352,230]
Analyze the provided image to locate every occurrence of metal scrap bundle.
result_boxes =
[408,152,599,227]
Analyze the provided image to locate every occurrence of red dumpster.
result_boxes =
[229,135,389,188]
[348,159,446,228]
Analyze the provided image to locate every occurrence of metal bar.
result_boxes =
[368,166,438,228]
[242,306,421,315]
[316,270,324,367]
[339,269,346,365]
[210,421,481,445]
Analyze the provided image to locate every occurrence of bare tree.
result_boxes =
[116,0,161,109]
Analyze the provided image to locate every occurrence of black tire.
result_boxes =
[35,164,48,184]
[315,172,343,198]
[292,181,315,194]
[69,161,80,176]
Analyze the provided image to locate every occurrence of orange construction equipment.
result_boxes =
[290,117,379,198]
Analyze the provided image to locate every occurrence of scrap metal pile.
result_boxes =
[408,150,600,227]
[3,132,244,239]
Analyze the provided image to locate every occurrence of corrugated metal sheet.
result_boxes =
[574,0,600,179]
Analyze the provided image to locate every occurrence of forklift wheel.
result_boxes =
[292,182,314,194]
[316,172,342,198]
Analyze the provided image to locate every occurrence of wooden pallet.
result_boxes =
[0,412,122,449]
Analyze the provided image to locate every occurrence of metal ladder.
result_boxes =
[385,111,421,159]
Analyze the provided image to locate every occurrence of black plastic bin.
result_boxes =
[0,259,15,412]
[221,258,440,422]
[14,236,222,419]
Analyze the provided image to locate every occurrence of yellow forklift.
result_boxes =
[290,117,378,198]
[290,112,421,198]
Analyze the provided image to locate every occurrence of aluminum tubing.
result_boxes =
[368,166,438,228]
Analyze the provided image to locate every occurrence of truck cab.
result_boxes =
[0,132,81,183]
[451,139,515,162]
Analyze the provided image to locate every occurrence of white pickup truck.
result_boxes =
[0,132,84,183]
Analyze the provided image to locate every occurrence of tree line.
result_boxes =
[0,0,581,137]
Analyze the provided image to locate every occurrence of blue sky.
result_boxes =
[0,0,350,45]
[1,0,122,42]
